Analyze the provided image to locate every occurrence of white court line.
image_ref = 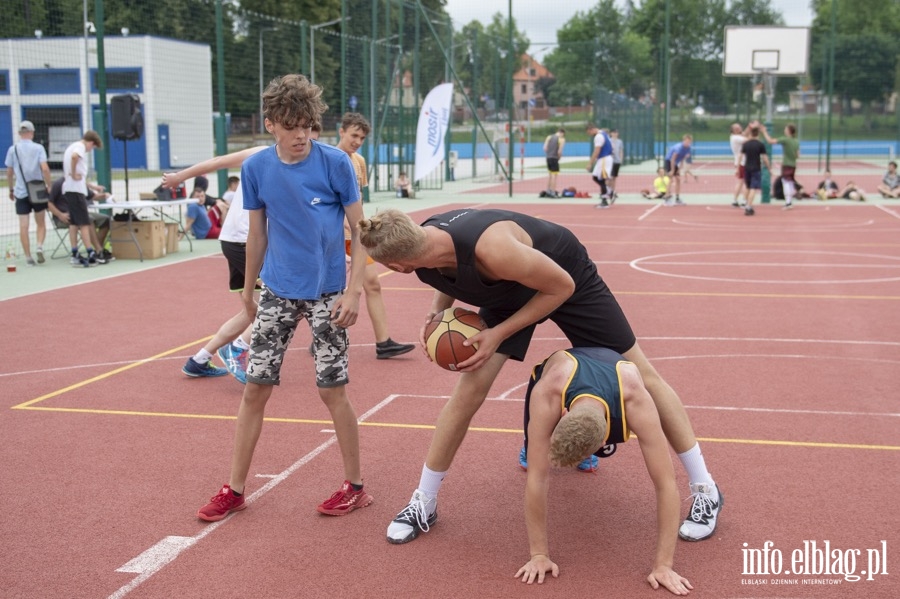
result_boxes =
[107,394,400,599]
[638,202,664,221]
[874,204,900,219]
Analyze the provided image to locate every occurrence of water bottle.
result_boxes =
[6,242,17,273]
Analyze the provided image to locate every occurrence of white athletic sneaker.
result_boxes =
[386,490,437,544]
[678,482,722,541]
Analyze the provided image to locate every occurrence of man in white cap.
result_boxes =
[5,121,52,265]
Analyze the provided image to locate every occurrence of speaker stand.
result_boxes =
[122,138,130,201]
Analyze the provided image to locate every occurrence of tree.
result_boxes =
[809,0,900,126]
[541,1,654,106]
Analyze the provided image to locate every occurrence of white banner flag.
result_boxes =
[414,83,453,182]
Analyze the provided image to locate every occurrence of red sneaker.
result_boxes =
[198,484,247,522]
[317,480,373,516]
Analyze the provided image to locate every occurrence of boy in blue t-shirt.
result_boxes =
[198,74,371,522]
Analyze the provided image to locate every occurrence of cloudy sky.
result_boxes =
[445,0,815,55]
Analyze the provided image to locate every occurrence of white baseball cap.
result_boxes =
[19,120,35,132]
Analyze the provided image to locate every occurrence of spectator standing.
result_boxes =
[663,134,692,205]
[5,120,52,265]
[729,123,748,207]
[62,130,106,266]
[543,127,565,198]
[609,128,624,200]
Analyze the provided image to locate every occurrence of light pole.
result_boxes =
[310,17,349,85]
[259,26,278,134]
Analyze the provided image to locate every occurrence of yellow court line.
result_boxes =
[10,336,213,410]
[12,404,900,452]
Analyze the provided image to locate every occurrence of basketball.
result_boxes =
[423,307,486,371]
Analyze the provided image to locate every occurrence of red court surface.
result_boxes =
[3,201,899,598]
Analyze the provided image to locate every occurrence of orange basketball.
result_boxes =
[423,307,486,371]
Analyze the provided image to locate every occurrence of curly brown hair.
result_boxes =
[549,406,606,468]
[262,74,327,130]
[358,208,427,263]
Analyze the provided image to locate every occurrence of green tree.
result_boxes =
[542,0,654,105]
[810,0,900,127]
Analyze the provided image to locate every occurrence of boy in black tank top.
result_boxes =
[358,208,722,548]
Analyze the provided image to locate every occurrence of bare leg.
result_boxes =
[17,214,32,259]
[621,342,697,453]
[362,264,390,343]
[203,309,253,354]
[228,382,274,493]
[319,385,362,484]
[424,353,508,472]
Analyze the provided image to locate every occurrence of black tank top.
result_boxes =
[415,209,597,311]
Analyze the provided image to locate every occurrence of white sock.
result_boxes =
[233,337,250,350]
[193,348,213,364]
[677,443,714,487]
[418,465,447,499]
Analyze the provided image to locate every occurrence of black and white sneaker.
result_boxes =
[744,206,755,216]
[386,490,437,544]
[376,338,415,360]
[594,197,610,209]
[678,483,722,541]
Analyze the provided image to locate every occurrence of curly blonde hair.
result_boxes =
[262,74,327,130]
[549,406,606,468]
[358,209,427,263]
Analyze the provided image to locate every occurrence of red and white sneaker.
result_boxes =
[317,480,373,516]
[198,484,247,522]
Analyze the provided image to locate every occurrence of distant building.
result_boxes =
[512,53,552,112]
[0,35,213,171]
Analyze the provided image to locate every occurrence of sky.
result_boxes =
[444,0,815,57]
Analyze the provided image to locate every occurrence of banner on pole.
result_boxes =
[414,83,453,182]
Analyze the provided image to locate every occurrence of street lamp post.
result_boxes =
[310,17,349,85]
[259,26,278,134]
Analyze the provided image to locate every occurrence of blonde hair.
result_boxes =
[262,74,327,130]
[358,208,427,263]
[549,406,606,468]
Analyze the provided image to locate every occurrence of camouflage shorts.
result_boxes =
[246,287,349,388]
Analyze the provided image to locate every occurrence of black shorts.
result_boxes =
[14,195,48,215]
[64,192,91,226]
[220,240,248,291]
[611,163,621,177]
[665,163,680,176]
[546,158,560,173]
[480,272,636,362]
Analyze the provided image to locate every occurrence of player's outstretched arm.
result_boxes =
[621,363,693,595]
[162,146,266,189]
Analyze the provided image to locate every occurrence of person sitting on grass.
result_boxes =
[641,167,671,200]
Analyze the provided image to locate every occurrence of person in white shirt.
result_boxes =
[62,130,105,267]
[729,122,749,207]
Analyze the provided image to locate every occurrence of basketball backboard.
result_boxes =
[723,26,810,76]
